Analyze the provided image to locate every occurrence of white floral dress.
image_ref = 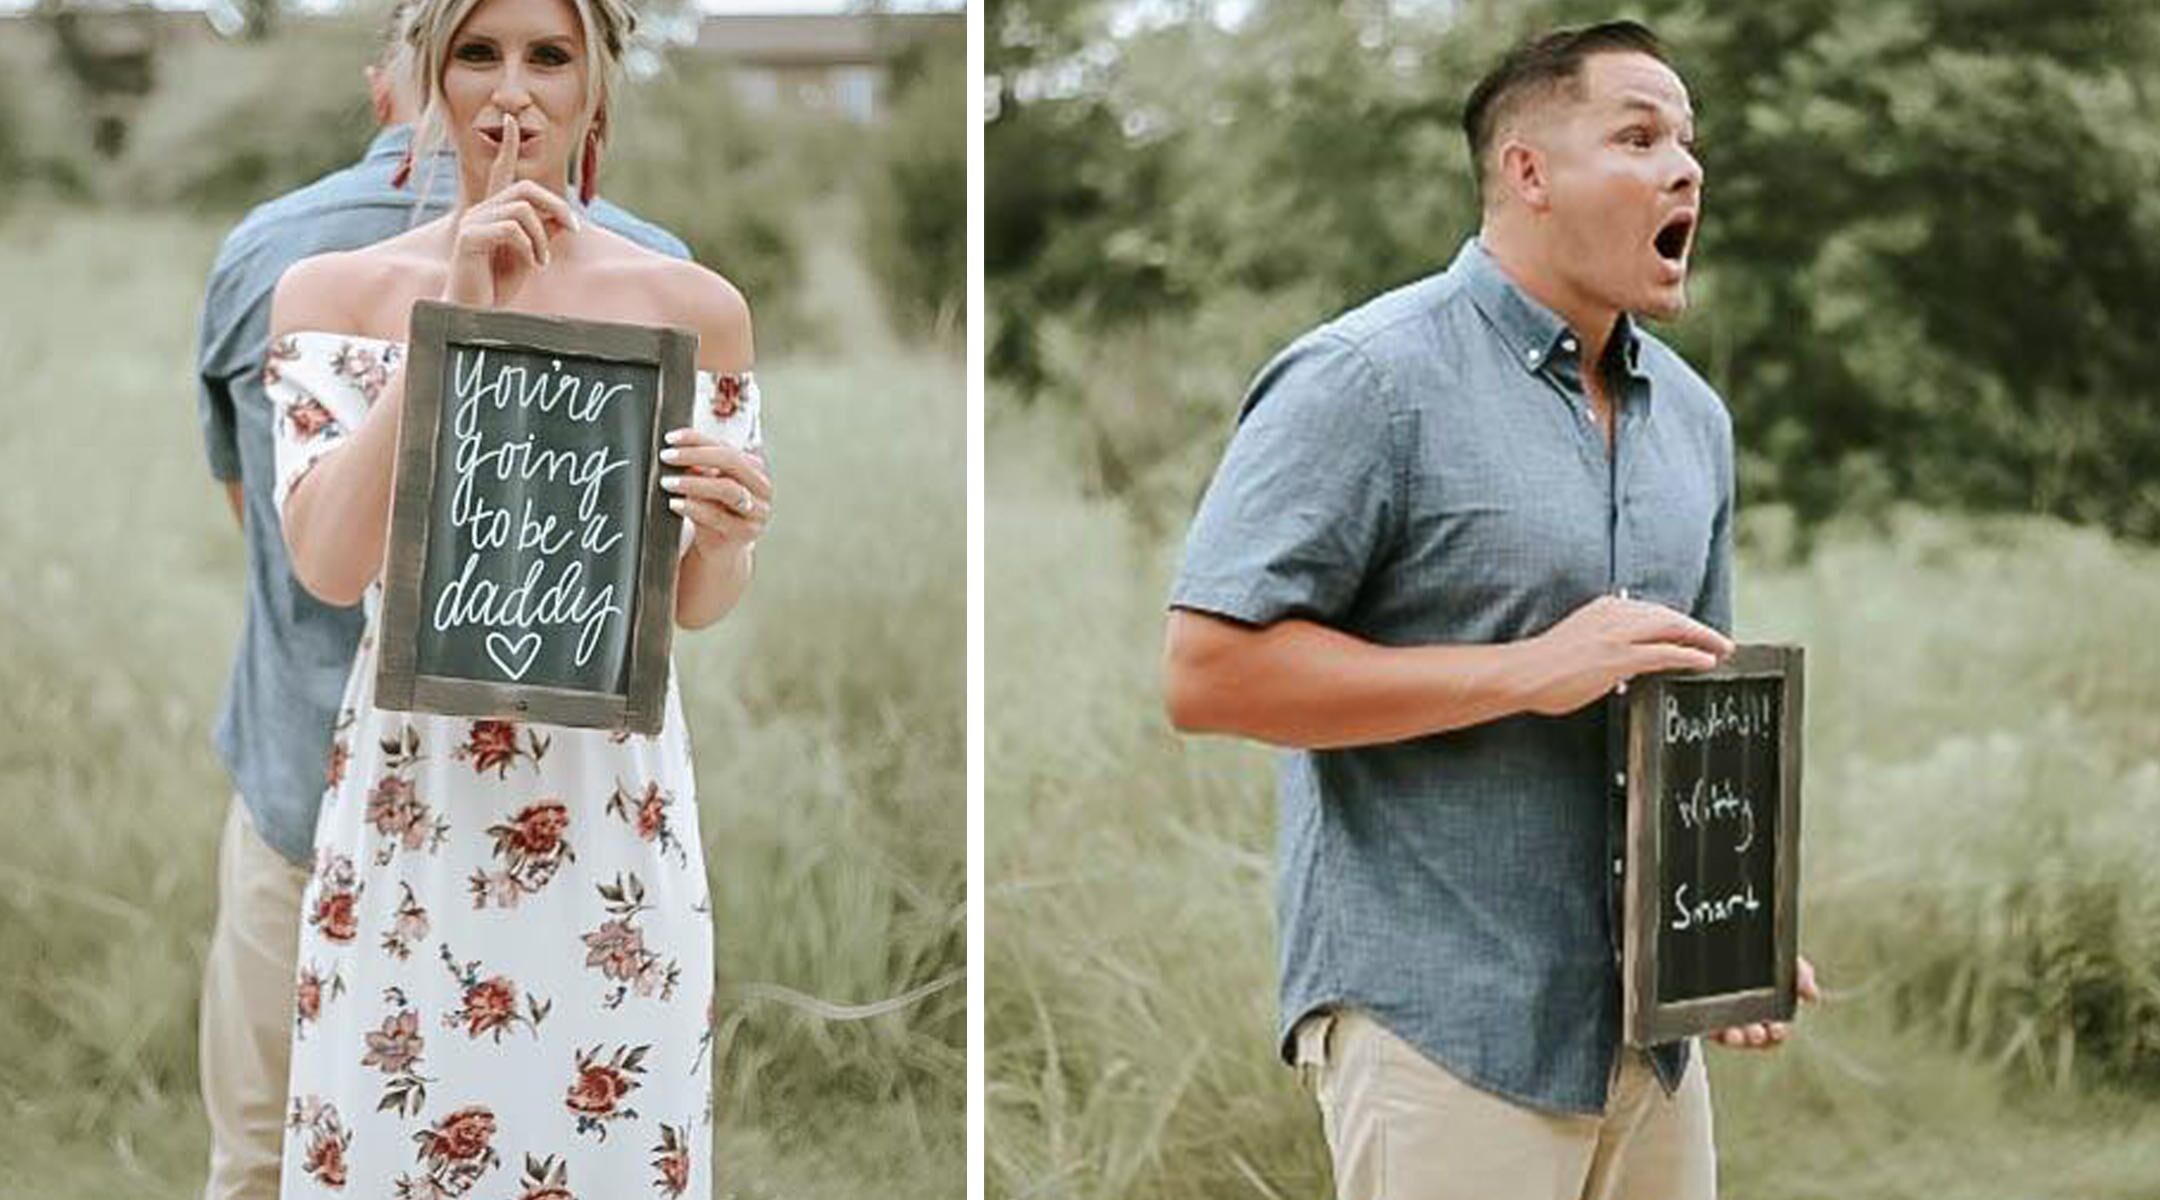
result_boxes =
[264,331,762,1200]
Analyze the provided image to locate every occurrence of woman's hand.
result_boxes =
[660,428,771,556]
[442,114,582,308]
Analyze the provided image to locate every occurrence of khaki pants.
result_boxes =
[199,798,310,1200]
[1294,1009,1716,1200]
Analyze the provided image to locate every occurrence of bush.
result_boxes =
[112,20,381,213]
[988,0,2160,541]
[0,24,103,202]
[1750,514,2160,1089]
[863,36,966,340]
[604,52,812,345]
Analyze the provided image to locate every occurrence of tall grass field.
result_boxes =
[987,405,2160,1200]
[0,211,962,1199]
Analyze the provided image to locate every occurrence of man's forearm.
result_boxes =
[1165,596,1729,750]
[1164,611,1551,749]
[223,480,243,528]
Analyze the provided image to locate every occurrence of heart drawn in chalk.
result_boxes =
[485,631,542,680]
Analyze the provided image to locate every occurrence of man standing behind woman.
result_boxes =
[191,3,694,1198]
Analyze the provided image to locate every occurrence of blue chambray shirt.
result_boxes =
[197,125,691,864]
[1169,238,1735,1114]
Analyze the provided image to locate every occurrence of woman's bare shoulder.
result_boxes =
[580,229,751,363]
[650,257,753,372]
[269,228,447,339]
[268,250,365,338]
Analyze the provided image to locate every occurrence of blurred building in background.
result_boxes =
[699,12,961,123]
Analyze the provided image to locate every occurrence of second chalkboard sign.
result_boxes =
[1622,644,1804,1046]
[375,301,697,736]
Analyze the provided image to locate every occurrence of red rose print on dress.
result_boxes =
[470,801,577,910]
[381,882,431,961]
[286,392,342,441]
[581,872,681,1008]
[439,943,552,1043]
[452,720,551,779]
[606,779,687,867]
[398,1105,501,1197]
[294,960,348,1040]
[264,334,300,388]
[367,776,450,865]
[650,1123,692,1197]
[513,1153,577,1200]
[288,1095,353,1190]
[330,341,396,404]
[709,373,745,420]
[308,852,363,945]
[326,739,350,791]
[565,1043,648,1140]
[365,726,446,865]
[364,987,434,1118]
[325,707,357,792]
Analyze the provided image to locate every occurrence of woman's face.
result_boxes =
[440,0,592,195]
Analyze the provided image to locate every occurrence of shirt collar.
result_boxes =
[364,124,414,163]
[1455,238,1647,380]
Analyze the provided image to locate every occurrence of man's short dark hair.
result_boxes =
[1462,21,1670,197]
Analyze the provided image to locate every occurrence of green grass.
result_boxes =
[986,404,2160,1199]
[0,210,961,1199]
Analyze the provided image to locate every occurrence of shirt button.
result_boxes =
[1613,857,1626,877]
[1524,347,1540,364]
[1561,337,1577,353]
[1614,771,1627,788]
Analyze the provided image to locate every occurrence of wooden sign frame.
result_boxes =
[1622,643,1804,1046]
[376,300,697,736]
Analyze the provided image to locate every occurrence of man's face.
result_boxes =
[1517,52,1701,321]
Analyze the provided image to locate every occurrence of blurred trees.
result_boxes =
[865,24,968,339]
[32,0,161,156]
[989,0,2160,541]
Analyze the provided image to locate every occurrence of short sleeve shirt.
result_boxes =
[1169,238,1735,1114]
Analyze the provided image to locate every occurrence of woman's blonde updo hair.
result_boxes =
[397,0,638,205]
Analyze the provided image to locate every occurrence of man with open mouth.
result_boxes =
[1165,20,1813,1200]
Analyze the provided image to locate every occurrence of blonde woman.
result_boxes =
[262,0,768,1192]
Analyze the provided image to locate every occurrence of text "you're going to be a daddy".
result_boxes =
[432,348,639,680]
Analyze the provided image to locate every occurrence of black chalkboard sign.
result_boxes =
[1622,644,1803,1046]
[375,301,696,735]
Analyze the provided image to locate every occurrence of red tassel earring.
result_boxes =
[390,148,414,189]
[578,118,602,206]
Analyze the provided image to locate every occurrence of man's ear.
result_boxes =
[366,65,394,127]
[1496,135,1551,212]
